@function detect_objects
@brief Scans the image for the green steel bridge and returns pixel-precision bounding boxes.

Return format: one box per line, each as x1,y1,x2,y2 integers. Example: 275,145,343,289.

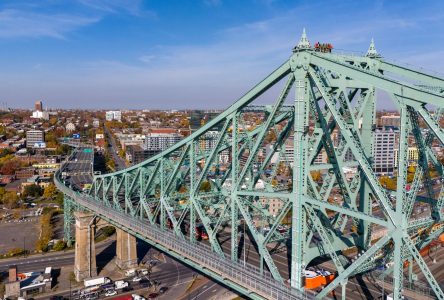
55,30,444,299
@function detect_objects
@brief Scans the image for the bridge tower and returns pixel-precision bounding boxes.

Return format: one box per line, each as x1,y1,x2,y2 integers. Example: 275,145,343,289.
74,211,97,281
115,228,138,269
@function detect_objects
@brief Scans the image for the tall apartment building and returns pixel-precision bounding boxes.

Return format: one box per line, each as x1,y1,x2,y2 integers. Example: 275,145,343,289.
393,147,419,167
199,131,219,151
144,133,182,151
126,144,160,165
105,111,122,122
26,130,45,148
31,100,49,120
373,128,397,174
35,100,43,111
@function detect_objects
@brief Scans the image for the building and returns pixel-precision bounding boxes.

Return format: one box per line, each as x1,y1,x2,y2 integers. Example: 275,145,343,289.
373,128,397,175
31,100,49,120
106,111,122,122
394,147,419,167
380,115,400,127
31,110,49,120
35,100,42,111
144,133,182,151
92,119,100,128
126,145,160,165
313,149,328,164
189,110,221,132
15,168,35,180
66,122,76,133
26,130,45,148
199,131,219,152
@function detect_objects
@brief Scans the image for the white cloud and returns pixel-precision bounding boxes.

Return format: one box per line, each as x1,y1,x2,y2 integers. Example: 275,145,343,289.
0,9,99,39
78,0,156,17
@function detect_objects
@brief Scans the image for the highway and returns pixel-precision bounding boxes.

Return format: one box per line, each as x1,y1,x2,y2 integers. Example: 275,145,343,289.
63,147,94,191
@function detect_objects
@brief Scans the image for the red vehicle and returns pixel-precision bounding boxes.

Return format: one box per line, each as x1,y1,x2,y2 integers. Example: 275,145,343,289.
148,292,159,299
110,295,132,300
167,218,173,229
195,225,209,240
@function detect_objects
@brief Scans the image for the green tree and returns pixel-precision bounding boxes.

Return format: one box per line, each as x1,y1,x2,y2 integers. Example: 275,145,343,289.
23,184,43,198
199,181,211,192
53,240,66,251
43,183,57,199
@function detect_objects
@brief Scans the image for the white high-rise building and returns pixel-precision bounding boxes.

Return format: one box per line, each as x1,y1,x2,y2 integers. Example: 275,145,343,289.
105,111,122,122
373,128,397,175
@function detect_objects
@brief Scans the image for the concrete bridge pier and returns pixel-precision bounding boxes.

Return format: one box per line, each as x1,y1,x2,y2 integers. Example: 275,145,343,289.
115,228,138,269
74,211,97,281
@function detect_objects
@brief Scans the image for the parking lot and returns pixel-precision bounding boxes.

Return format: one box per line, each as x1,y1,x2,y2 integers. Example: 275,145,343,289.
0,216,40,255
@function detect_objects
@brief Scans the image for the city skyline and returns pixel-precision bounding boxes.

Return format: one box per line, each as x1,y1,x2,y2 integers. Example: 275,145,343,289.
0,0,443,109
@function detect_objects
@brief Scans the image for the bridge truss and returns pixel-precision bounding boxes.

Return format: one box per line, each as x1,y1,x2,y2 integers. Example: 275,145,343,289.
59,30,444,299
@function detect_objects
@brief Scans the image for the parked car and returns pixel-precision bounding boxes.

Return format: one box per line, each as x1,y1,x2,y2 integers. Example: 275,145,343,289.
159,287,168,294
104,289,117,296
148,293,159,299
132,276,142,282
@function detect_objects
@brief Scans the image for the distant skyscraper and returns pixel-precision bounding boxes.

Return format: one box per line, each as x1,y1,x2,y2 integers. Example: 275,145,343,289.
31,100,49,120
35,100,43,111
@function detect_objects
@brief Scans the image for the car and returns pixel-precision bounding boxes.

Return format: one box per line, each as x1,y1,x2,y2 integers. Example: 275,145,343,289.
148,293,159,299
132,276,142,282
104,289,117,296
139,268,149,275
139,279,151,288
159,287,168,294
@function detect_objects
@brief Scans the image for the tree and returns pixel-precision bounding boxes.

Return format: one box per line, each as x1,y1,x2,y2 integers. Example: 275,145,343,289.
199,181,211,192
23,184,43,198
4,192,19,209
53,240,66,251
43,183,57,199
311,171,322,182
0,160,20,175
0,187,5,204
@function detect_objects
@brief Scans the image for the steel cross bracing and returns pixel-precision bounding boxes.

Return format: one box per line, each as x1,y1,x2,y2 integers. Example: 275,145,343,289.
57,30,444,300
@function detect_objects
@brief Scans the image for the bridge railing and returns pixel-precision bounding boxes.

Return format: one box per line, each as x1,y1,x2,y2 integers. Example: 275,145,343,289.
55,171,317,300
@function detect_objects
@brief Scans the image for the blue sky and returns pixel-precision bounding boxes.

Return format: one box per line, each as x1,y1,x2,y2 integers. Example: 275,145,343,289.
1,0,444,109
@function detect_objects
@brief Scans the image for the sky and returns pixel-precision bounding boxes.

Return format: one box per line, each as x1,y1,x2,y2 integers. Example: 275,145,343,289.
0,0,443,110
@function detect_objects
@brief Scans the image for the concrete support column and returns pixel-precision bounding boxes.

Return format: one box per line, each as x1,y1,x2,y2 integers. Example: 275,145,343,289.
74,211,97,282
115,228,138,269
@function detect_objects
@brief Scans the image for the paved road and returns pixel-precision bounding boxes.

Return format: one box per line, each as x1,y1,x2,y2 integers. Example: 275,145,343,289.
105,126,126,170
0,239,114,273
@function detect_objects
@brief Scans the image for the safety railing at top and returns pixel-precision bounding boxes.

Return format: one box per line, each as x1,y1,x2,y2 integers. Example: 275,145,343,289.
330,48,444,80
55,168,319,300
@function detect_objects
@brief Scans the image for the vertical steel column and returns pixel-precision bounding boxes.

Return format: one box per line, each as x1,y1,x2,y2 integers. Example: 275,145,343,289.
290,64,309,290
63,196,74,247
231,113,239,262
189,142,196,243
393,99,409,299
160,159,166,229
358,88,376,250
